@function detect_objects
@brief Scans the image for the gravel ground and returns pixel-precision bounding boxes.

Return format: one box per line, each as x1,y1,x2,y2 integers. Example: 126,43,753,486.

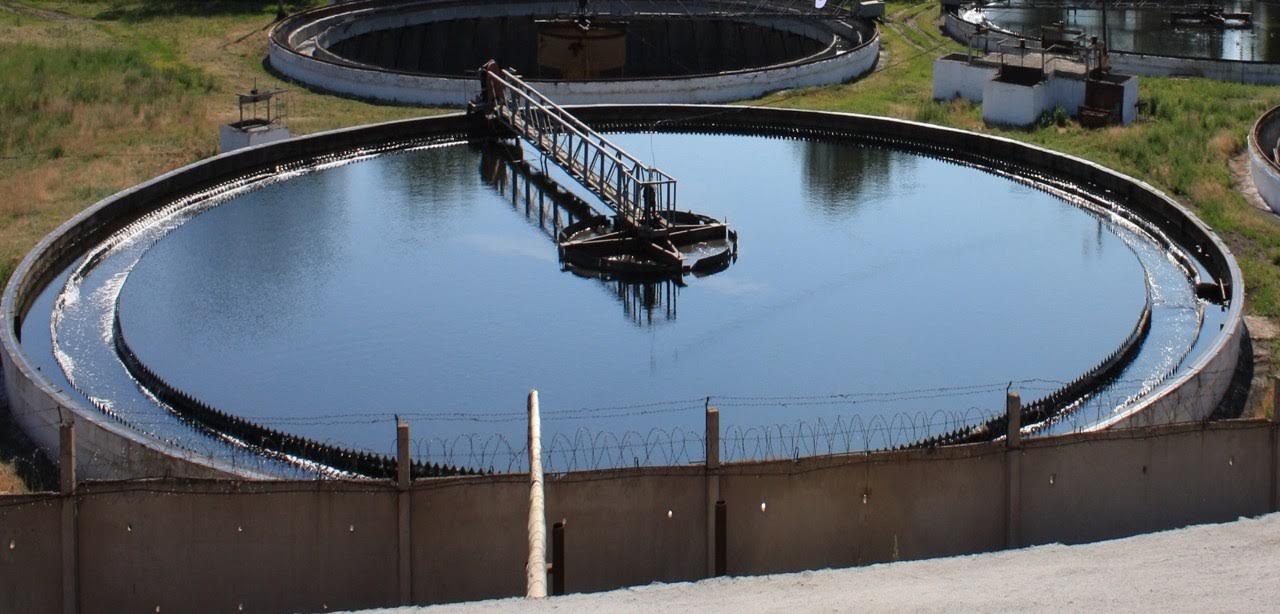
350,513,1280,613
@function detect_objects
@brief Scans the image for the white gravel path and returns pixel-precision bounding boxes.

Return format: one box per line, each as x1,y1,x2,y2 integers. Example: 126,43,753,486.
351,513,1280,613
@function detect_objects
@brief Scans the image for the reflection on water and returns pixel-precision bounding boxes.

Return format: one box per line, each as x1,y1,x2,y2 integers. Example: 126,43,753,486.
799,139,902,217
478,141,681,327
41,132,1199,462
980,0,1280,61
607,277,680,326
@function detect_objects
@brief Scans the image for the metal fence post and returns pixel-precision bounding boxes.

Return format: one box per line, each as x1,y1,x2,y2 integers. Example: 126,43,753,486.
1271,376,1279,513
1272,375,1280,422
714,500,727,577
551,521,565,596
1006,391,1022,450
396,421,412,605
60,421,77,614
1005,391,1022,550
705,406,721,577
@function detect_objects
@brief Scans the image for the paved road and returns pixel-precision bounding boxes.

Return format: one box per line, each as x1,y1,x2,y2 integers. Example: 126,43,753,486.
350,512,1280,613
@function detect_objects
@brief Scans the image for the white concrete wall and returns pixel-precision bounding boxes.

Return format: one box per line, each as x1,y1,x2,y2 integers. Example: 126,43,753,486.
218,125,292,153
271,35,880,105
982,79,1047,127
932,55,998,102
1120,76,1139,125
1046,74,1085,118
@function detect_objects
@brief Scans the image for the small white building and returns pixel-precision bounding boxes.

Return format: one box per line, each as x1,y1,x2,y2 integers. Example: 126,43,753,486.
219,88,292,153
933,45,1138,128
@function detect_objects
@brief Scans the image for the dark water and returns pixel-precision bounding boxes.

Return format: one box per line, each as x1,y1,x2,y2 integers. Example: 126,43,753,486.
62,132,1162,466
327,17,829,79
977,0,1280,61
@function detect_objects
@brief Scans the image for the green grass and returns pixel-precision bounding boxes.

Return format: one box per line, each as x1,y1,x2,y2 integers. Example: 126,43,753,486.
0,45,213,156
0,0,428,287
0,42,216,283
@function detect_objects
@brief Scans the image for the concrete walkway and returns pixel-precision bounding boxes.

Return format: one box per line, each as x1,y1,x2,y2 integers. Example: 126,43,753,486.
351,512,1280,613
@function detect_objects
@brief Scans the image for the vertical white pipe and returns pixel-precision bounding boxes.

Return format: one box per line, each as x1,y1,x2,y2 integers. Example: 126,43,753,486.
527,389,548,598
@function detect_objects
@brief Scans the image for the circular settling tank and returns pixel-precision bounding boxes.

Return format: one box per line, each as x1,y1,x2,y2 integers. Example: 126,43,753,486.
268,0,880,105
973,0,1280,61
11,110,1237,478
1249,104,1280,214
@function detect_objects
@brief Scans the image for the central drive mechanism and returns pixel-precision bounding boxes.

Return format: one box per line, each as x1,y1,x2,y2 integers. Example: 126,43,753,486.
470,60,737,275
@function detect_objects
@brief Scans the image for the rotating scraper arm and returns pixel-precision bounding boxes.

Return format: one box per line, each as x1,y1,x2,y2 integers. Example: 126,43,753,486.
477,61,677,228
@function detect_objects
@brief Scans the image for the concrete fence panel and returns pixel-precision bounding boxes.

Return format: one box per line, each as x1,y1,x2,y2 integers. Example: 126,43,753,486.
410,478,528,604
718,446,1006,575
74,482,400,614
1019,423,1274,546
546,469,707,594
0,420,1276,612
0,495,62,613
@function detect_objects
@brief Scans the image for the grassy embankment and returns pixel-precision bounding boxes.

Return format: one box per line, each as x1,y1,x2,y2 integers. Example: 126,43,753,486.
1,0,1278,490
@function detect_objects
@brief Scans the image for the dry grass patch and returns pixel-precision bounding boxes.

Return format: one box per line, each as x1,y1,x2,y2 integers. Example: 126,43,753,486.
1210,129,1241,159
1190,179,1233,204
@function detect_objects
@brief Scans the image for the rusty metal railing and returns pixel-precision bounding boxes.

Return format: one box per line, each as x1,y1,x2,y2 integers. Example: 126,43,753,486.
478,62,676,229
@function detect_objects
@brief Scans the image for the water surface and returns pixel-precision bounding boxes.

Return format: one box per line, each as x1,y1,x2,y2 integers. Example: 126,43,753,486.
108,134,1155,461
24,131,1214,472
978,0,1280,61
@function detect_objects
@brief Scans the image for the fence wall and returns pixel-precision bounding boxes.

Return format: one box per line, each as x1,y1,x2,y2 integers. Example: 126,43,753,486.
2,419,1276,613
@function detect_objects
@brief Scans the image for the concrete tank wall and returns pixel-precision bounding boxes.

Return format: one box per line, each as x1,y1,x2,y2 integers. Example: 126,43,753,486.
269,0,881,105
2,352,252,481
1,420,1276,613
1248,105,1280,215
270,42,881,105
0,106,1244,481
